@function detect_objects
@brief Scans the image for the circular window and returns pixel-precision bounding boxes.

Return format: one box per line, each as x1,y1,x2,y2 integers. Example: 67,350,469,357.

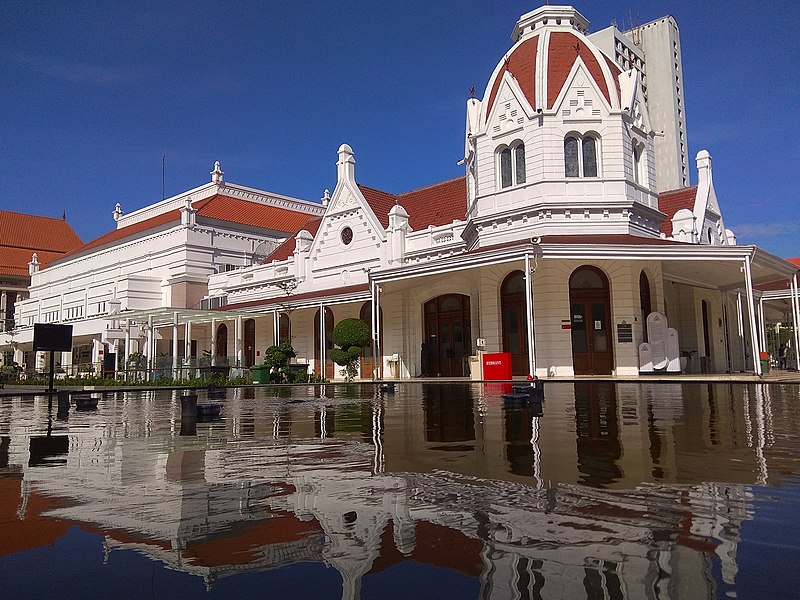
340,226,353,246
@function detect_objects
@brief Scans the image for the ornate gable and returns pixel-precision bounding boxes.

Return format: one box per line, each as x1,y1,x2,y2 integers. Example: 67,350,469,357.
554,59,609,122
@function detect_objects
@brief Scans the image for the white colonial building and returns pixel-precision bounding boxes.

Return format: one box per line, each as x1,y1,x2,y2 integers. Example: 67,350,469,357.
2,4,799,379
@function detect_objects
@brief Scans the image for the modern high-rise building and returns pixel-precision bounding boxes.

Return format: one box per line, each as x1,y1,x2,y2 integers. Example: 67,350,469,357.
590,15,689,192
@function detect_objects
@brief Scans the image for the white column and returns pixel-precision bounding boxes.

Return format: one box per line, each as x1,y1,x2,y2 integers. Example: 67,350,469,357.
0,291,6,331
146,316,154,380
185,320,192,361
319,304,325,378
758,296,767,353
524,254,536,378
736,292,745,371
124,318,131,380
743,256,761,375
370,282,377,380
236,315,243,368
273,311,279,346
375,286,382,379
792,274,800,370
172,313,179,378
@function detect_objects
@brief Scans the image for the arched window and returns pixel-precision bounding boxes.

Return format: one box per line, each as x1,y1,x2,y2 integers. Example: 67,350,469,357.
565,134,600,178
498,142,526,189
639,271,651,341
515,144,526,184
500,148,512,188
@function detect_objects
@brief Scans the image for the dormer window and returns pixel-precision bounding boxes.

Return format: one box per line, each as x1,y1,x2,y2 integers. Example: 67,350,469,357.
498,142,526,189
564,134,599,178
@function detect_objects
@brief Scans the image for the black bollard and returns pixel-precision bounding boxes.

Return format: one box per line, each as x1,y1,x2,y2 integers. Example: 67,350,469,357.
181,394,198,418
57,390,70,421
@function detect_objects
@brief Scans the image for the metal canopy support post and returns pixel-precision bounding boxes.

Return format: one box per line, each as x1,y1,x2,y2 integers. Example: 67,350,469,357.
185,320,192,365
124,318,131,381
172,313,179,378
757,297,767,353
524,253,536,377
375,284,382,379
792,273,800,370
370,281,377,380
743,256,761,375
319,303,325,378
236,315,243,368
146,315,154,381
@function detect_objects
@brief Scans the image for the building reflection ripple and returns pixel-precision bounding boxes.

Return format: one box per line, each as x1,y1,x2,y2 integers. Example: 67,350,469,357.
0,382,798,599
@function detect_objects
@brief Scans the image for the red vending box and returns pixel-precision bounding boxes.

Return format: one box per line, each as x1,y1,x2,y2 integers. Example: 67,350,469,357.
482,352,512,380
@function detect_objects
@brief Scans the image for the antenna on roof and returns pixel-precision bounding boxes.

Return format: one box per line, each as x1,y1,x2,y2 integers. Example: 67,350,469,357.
61,210,66,220
162,155,166,200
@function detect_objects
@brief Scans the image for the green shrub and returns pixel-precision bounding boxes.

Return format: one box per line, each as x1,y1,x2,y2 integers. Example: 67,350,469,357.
263,342,296,383
331,318,370,381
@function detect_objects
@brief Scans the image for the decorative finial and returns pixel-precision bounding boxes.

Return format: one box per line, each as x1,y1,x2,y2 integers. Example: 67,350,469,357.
469,83,475,98
113,202,123,222
211,161,224,184
321,188,330,207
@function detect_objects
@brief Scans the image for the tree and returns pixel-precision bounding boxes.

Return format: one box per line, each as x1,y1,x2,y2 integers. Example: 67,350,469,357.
263,341,296,383
330,318,371,381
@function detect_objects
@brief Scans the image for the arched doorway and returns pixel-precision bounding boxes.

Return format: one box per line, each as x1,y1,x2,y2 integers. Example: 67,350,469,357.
314,307,334,378
423,294,471,377
569,266,613,375
359,302,382,379
278,313,291,344
216,323,228,359
244,319,255,367
501,270,529,376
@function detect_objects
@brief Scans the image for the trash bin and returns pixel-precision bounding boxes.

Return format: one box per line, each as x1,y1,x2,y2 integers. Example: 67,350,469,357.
251,364,268,383
759,352,770,374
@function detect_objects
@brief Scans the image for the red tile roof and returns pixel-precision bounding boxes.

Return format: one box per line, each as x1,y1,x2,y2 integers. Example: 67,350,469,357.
62,194,318,261
397,177,467,230
263,216,323,263
197,195,318,233
485,36,539,120
658,186,697,237
547,32,613,109
0,210,82,275
360,177,467,231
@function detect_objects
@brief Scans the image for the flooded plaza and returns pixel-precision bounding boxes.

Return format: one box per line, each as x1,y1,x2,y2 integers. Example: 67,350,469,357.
1,382,799,599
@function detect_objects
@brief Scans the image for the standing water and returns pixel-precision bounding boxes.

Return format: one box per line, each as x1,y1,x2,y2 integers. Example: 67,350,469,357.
1,382,799,599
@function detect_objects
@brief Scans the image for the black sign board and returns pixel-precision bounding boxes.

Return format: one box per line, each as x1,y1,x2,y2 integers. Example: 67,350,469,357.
33,323,73,352
617,322,633,343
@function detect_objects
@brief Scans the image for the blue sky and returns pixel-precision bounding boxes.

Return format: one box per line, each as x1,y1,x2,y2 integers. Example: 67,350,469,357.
2,1,798,258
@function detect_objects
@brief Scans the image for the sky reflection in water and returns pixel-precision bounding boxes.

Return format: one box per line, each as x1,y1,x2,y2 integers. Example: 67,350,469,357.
1,382,799,599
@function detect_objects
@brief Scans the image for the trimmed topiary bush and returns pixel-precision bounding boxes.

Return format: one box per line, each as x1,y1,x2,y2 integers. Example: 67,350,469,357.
331,318,371,381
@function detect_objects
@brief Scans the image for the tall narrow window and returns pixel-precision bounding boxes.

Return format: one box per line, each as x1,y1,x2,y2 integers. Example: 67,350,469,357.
515,144,526,184
500,148,513,188
582,137,597,177
632,145,641,184
565,137,579,177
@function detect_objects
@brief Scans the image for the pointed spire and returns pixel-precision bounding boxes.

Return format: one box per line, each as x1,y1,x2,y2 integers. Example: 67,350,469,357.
321,188,330,207
211,161,224,184
28,253,40,275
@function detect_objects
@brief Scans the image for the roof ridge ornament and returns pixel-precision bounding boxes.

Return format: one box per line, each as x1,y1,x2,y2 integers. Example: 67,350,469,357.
113,202,123,222
211,161,224,184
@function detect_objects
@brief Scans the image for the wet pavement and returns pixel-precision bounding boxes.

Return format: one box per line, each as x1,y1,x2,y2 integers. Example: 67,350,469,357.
1,382,799,599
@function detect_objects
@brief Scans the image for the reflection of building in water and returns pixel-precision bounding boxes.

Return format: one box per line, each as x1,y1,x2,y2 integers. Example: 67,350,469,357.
2,380,791,597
